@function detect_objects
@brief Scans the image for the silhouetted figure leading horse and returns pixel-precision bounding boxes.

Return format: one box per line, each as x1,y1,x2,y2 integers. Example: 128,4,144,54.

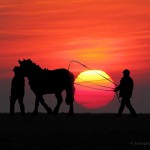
18,59,75,116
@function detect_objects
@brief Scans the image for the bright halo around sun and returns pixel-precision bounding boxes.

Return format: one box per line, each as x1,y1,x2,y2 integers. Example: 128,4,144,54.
74,70,115,109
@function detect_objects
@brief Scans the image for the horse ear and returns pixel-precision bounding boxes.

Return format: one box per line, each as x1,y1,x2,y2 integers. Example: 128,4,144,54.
18,60,22,64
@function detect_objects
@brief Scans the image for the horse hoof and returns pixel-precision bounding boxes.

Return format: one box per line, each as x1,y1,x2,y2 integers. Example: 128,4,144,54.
47,109,52,115
21,113,25,116
53,112,58,116
47,111,52,115
9,113,14,116
31,112,38,116
67,113,74,116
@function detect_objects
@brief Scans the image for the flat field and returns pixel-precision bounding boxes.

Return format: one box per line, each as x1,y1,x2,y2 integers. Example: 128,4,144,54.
0,113,150,150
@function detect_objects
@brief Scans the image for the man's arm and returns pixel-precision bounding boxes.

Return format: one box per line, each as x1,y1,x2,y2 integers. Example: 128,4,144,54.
113,78,122,92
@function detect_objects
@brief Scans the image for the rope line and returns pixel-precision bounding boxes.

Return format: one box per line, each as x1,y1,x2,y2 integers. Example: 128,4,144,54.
74,83,114,91
68,60,120,103
69,60,118,86
76,76,114,89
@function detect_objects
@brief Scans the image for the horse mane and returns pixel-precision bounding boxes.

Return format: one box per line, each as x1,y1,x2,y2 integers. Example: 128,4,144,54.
24,59,43,71
31,62,42,71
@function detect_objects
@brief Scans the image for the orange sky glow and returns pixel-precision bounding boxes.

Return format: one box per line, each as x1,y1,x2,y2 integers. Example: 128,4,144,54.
0,0,150,112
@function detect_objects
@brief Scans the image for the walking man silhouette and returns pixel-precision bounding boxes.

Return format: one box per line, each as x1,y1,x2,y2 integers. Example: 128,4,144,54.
9,66,25,115
114,69,137,117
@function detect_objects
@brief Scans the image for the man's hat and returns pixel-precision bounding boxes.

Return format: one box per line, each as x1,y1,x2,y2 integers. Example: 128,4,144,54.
123,69,130,74
13,66,20,72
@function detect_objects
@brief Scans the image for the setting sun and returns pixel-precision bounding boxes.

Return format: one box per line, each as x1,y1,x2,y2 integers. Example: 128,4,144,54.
75,70,115,109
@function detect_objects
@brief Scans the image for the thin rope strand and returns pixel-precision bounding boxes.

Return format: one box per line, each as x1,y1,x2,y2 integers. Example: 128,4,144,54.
69,60,118,86
76,76,114,89
75,83,114,91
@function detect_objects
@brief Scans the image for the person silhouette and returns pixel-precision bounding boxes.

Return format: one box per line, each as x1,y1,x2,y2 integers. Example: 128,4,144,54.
114,69,137,117
9,66,25,116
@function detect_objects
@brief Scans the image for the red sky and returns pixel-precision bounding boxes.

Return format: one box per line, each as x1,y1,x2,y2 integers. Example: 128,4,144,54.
0,0,150,113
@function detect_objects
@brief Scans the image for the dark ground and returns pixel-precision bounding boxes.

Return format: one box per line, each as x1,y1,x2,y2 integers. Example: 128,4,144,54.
0,113,150,150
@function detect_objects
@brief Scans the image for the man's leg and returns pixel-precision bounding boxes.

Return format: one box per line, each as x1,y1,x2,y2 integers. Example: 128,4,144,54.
117,98,125,116
125,98,137,117
10,96,16,115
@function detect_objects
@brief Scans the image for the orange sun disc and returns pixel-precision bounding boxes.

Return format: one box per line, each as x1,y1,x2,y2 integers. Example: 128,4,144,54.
74,70,115,109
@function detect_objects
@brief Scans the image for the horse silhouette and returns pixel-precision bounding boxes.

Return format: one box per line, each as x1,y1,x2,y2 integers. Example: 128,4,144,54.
18,59,75,115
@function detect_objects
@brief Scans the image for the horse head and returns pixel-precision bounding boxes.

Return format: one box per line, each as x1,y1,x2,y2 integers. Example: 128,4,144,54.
18,59,36,77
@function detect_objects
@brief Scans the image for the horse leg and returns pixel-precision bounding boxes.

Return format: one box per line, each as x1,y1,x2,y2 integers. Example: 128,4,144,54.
66,87,75,115
39,96,52,115
53,92,63,115
68,101,74,115
32,96,40,116
18,97,25,116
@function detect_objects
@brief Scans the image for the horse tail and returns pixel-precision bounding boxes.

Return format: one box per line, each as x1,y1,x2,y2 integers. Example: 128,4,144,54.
65,72,75,105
